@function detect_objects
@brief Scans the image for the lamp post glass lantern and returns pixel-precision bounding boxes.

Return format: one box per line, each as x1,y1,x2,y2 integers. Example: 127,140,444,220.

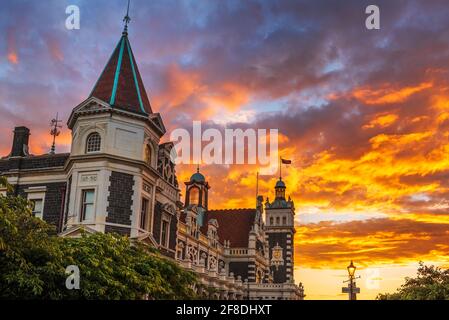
347,260,356,278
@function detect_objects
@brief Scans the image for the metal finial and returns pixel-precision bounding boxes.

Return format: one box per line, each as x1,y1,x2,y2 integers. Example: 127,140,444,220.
123,0,131,34
49,113,62,154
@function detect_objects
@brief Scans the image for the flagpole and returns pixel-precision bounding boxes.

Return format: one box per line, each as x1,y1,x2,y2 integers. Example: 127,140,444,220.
279,156,282,180
256,171,259,206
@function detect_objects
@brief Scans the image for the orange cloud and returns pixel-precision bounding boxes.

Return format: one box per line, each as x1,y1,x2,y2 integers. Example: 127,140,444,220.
201,82,250,111
353,82,432,105
295,218,449,269
153,64,204,109
363,113,398,129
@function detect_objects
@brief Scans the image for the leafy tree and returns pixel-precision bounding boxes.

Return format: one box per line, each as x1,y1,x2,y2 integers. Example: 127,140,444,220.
61,233,198,299
377,262,449,300
0,176,198,299
0,176,65,299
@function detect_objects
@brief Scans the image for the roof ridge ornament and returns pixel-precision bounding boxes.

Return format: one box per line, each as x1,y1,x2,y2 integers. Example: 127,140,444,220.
49,113,62,154
123,0,131,35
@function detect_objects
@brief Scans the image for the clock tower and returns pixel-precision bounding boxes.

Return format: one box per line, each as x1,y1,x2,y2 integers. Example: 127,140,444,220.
265,178,295,283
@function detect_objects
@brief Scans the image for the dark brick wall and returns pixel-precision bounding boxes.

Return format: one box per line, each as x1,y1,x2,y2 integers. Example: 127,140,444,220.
105,225,131,236
229,261,249,281
106,171,134,226
267,232,289,283
44,183,66,230
15,182,66,230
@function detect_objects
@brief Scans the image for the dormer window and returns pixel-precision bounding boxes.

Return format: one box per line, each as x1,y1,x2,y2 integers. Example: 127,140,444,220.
86,132,101,153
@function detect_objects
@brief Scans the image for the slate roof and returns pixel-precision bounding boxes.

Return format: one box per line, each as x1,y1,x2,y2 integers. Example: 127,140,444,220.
0,153,69,173
204,208,256,248
89,30,153,115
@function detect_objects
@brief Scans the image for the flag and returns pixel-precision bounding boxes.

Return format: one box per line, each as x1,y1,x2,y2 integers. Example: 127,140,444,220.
281,158,292,164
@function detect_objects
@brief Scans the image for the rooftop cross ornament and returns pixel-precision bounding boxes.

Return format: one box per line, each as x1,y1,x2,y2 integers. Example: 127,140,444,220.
123,0,131,34
49,113,62,154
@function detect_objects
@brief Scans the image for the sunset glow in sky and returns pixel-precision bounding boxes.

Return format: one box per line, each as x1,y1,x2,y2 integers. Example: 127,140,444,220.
1,0,449,299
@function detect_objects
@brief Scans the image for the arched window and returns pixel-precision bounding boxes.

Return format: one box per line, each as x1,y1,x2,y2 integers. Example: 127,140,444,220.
276,217,280,225
86,132,101,153
189,187,200,205
144,144,152,165
270,217,274,225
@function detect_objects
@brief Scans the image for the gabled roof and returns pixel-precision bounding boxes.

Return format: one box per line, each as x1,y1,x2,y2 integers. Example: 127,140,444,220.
204,208,256,248
89,30,152,115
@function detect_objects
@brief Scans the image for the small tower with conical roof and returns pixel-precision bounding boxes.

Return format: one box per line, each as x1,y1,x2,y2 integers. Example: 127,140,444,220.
184,167,210,210
265,177,295,283
63,5,176,242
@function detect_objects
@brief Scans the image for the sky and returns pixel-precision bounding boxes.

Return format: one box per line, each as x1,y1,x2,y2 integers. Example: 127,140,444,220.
1,0,449,299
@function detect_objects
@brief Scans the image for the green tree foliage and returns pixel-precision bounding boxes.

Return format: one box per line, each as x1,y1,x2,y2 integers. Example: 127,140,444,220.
61,233,198,299
377,262,449,300
0,177,198,299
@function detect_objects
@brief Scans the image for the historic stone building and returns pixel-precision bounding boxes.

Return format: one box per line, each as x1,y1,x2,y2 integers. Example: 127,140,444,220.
0,22,304,300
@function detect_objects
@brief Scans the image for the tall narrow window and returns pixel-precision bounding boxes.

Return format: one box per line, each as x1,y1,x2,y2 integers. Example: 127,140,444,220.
80,189,95,221
30,199,44,219
144,144,152,165
86,132,101,153
161,220,169,247
140,198,149,230
282,216,287,225
276,217,280,225
270,217,274,225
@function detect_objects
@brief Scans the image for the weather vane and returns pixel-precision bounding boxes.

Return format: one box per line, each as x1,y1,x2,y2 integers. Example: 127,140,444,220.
123,0,131,33
49,113,62,154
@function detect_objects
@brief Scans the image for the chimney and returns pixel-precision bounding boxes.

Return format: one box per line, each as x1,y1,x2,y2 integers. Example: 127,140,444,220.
10,126,30,157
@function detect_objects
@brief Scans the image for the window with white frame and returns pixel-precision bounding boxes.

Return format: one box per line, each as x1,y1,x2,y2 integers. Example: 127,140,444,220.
25,187,46,220
140,198,150,230
86,132,101,153
161,219,170,248
80,189,95,221
30,199,44,219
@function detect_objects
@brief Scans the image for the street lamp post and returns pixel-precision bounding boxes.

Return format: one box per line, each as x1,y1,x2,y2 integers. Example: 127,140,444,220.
342,260,360,300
